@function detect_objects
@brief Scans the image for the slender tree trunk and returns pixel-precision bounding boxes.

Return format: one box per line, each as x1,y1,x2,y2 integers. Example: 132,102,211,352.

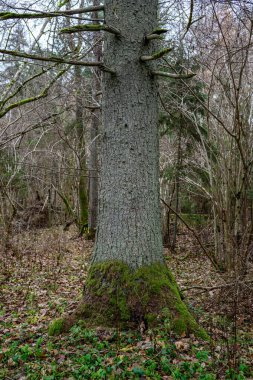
66,0,88,234
171,123,182,250
88,0,102,238
75,64,88,232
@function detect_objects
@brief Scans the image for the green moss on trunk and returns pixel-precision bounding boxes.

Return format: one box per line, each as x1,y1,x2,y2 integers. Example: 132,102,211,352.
49,261,208,340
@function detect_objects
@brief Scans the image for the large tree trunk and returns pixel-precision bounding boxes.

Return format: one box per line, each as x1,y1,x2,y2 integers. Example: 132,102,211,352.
49,0,207,339
92,0,164,268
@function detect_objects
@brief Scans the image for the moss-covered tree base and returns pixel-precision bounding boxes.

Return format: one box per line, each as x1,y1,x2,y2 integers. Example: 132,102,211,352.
49,261,208,339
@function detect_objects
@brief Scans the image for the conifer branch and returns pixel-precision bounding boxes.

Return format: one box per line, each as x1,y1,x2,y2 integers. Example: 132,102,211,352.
152,70,195,79
146,34,163,41
140,47,173,62
146,28,168,40
60,24,120,36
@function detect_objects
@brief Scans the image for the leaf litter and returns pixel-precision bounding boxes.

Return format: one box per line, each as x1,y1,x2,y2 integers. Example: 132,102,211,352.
0,224,252,379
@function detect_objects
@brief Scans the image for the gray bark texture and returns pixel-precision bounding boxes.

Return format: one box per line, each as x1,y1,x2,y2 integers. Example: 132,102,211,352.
88,78,100,233
92,0,164,268
88,0,102,234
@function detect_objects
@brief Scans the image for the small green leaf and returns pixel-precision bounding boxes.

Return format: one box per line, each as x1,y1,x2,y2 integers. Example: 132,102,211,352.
58,0,70,7
132,367,145,376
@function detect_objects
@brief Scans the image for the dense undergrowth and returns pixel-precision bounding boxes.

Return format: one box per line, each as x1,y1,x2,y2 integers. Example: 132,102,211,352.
0,226,252,379
1,322,252,380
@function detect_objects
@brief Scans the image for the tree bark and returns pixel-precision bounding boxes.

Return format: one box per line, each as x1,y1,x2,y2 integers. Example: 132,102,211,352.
88,0,102,238
66,0,88,234
75,64,88,232
92,0,164,268
49,0,207,339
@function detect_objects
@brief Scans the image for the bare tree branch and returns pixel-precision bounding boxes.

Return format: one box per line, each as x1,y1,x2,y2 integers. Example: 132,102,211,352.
161,198,220,270
0,68,67,118
0,48,114,72
0,5,104,20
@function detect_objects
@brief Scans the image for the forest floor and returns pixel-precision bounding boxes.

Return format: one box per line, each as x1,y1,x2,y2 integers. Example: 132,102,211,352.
0,225,252,380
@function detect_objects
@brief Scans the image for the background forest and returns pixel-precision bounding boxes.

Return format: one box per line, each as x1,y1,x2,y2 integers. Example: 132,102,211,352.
0,0,253,379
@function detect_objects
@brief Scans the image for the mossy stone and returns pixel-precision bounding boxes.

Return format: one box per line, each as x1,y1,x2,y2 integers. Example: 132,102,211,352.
48,318,65,336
